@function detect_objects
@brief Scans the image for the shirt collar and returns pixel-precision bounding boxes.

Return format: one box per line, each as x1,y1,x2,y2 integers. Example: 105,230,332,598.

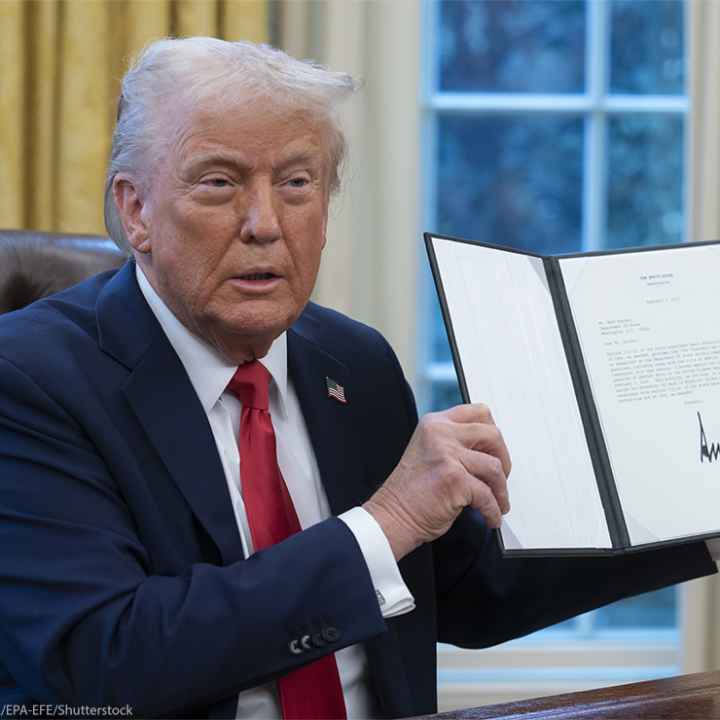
135,264,288,418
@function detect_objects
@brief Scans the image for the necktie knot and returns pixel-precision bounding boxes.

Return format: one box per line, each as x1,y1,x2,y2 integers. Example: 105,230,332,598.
227,361,270,410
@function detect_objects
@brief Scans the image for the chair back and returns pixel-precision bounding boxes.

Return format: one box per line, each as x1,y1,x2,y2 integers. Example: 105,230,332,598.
0,230,127,314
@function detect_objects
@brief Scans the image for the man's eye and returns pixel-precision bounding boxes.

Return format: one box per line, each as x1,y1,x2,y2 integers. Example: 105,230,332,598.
286,176,310,188
201,177,231,188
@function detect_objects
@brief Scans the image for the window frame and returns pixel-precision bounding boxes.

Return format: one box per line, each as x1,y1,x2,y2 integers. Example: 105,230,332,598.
418,0,703,708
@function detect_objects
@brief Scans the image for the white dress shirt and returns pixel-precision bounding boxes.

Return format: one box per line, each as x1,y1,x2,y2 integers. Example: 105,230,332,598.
136,266,414,719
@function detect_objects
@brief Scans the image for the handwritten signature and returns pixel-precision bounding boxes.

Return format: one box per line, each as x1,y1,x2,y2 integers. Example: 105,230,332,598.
698,411,720,462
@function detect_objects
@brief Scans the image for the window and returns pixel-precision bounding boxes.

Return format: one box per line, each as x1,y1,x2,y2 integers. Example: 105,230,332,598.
420,0,688,706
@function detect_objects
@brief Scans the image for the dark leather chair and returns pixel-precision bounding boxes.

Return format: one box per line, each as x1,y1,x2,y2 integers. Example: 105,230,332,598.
0,230,127,314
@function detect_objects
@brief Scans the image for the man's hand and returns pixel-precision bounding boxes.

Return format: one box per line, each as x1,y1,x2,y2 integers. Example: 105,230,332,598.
363,403,511,561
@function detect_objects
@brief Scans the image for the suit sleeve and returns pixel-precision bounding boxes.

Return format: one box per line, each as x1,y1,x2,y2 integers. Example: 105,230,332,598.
381,339,717,649
0,357,386,716
432,509,716,648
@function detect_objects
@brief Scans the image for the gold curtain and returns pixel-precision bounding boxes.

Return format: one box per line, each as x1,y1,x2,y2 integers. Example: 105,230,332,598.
0,0,269,235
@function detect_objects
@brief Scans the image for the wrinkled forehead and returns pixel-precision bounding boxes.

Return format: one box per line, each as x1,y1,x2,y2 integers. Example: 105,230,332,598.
158,91,336,170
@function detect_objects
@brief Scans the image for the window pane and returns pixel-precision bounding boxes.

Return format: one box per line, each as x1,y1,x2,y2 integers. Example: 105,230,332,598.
606,114,684,248
430,378,463,410
609,0,684,95
595,586,677,629
436,115,583,253
545,618,579,632
438,0,585,94
430,296,453,364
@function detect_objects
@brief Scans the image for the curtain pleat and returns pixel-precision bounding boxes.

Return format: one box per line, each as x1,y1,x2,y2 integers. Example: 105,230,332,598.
126,0,172,56
0,1,25,228
57,1,111,233
176,0,219,37
1,0,269,234
28,0,60,230
224,0,268,43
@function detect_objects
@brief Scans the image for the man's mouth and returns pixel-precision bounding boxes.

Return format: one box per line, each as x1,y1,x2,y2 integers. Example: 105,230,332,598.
230,271,282,292
238,272,278,281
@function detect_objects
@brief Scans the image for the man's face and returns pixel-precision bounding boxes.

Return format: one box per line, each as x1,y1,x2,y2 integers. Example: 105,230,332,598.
128,96,330,361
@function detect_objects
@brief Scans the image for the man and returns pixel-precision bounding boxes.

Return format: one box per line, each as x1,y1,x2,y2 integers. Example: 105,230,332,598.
0,38,715,719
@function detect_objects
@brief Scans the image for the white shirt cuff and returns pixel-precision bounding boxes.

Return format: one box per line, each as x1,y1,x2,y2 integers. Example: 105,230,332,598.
706,538,720,563
339,506,415,618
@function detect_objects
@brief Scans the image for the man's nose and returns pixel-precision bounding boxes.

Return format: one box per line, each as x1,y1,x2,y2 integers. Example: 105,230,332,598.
239,181,281,244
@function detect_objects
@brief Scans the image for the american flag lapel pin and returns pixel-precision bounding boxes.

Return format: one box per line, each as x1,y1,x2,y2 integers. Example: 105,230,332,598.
326,377,347,404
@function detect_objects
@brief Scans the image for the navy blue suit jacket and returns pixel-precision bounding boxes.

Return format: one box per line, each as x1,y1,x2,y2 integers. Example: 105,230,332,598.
0,262,715,718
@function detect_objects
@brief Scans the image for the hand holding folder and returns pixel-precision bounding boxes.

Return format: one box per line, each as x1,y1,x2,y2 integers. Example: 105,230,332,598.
364,402,512,560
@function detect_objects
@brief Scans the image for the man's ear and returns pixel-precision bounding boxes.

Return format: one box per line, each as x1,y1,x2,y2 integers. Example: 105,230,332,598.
112,175,151,253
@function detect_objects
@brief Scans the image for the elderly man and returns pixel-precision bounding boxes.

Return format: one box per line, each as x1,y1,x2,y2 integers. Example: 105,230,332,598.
0,38,715,720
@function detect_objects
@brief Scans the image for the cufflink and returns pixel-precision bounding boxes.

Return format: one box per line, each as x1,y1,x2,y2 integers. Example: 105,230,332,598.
376,589,386,607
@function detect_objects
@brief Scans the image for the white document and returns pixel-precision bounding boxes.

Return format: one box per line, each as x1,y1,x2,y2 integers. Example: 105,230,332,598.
431,237,611,550
560,246,720,545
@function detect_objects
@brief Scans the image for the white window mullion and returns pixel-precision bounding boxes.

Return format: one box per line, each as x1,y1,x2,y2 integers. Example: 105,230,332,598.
423,0,439,100
583,113,606,253
419,0,442,411
583,0,609,253
428,93,593,113
420,109,440,411
605,95,688,113
427,94,686,115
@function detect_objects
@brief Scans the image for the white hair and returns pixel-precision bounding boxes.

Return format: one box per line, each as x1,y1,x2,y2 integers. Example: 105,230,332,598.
104,37,357,253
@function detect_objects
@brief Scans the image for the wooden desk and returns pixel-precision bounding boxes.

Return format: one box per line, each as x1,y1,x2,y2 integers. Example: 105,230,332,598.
419,671,720,719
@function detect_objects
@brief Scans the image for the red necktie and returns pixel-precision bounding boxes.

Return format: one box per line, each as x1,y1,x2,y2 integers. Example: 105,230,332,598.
227,361,347,720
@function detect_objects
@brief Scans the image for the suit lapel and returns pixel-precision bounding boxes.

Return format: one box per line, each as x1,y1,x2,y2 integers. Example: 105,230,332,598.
122,339,245,566
97,262,244,566
287,327,370,515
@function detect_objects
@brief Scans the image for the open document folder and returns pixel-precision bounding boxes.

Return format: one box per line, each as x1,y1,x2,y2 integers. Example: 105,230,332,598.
426,232,720,556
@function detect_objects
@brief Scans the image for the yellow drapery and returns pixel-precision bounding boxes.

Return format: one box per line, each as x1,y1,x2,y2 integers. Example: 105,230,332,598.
0,0,269,235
